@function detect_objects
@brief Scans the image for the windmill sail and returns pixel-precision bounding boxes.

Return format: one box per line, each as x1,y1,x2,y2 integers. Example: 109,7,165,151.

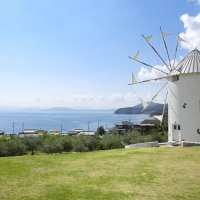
172,34,186,70
178,35,186,42
128,73,138,85
132,51,140,61
128,55,168,75
154,114,163,122
172,33,180,70
144,35,153,43
160,27,172,71
128,76,167,85
153,90,168,124
151,83,167,101
139,98,149,112
131,73,137,84
142,34,171,72
161,31,168,38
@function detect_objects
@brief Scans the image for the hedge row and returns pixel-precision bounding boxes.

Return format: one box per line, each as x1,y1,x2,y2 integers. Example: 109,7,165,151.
0,130,167,157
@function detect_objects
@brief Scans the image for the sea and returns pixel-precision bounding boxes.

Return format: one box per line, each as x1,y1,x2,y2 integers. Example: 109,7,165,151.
0,110,149,134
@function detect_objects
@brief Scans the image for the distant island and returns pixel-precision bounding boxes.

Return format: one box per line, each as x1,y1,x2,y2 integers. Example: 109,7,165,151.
114,102,168,116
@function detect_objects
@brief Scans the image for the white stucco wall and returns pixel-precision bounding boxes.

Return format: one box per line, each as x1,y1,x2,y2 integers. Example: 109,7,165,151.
167,73,200,142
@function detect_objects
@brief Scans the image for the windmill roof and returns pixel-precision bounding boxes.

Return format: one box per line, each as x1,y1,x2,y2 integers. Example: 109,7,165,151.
169,49,200,76
140,118,159,125
114,121,133,126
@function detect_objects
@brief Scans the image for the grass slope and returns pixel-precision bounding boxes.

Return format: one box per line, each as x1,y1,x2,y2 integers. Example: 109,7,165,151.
0,147,200,200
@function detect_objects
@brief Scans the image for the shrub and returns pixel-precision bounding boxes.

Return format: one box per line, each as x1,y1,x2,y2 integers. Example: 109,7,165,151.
100,134,124,150
22,137,42,155
0,142,8,156
122,131,141,145
6,139,27,156
72,137,88,152
82,136,100,151
125,129,168,144
60,137,73,152
42,139,63,154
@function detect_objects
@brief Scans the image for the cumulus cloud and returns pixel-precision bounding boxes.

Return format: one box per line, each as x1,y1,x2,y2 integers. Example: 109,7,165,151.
180,13,200,50
137,13,200,80
138,67,159,80
137,64,169,80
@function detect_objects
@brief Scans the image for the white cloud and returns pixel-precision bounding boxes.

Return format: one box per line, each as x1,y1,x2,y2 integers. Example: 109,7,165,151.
137,64,169,80
124,93,137,101
180,13,200,50
137,55,181,81
188,0,200,4
109,93,124,101
0,92,140,109
138,67,158,80
97,94,105,101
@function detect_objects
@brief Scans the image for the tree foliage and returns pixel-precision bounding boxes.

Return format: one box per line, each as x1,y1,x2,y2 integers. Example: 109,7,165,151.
0,128,168,157
97,126,106,136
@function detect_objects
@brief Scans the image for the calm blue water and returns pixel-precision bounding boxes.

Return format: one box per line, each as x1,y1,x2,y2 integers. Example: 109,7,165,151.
0,110,148,133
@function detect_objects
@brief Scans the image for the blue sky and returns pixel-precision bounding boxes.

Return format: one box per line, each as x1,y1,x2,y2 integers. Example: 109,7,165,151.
0,0,199,109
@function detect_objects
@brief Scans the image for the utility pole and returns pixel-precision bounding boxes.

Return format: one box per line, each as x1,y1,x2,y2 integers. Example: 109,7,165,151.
97,120,100,129
12,122,15,134
22,123,24,132
60,125,63,133
87,121,90,133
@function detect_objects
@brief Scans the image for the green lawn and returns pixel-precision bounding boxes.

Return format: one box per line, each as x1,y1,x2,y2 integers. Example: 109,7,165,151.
0,147,200,200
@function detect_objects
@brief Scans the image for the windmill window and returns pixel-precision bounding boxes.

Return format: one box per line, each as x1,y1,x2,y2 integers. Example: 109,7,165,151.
172,75,179,82
173,124,177,130
178,125,181,130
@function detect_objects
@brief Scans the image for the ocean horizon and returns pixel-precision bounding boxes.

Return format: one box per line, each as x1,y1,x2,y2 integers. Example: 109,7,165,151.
0,109,149,134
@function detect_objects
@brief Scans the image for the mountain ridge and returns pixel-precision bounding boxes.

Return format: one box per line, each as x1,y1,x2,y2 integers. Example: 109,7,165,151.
114,102,168,116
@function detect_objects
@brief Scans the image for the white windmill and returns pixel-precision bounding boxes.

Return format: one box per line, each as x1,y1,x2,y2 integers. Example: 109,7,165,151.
129,27,200,144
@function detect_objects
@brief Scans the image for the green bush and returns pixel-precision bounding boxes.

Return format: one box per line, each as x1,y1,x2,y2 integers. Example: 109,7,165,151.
100,134,124,150
72,137,88,152
124,130,168,144
42,139,63,154
0,142,8,156
0,128,168,157
60,137,73,152
122,131,141,145
22,137,42,155
82,136,100,151
6,139,27,156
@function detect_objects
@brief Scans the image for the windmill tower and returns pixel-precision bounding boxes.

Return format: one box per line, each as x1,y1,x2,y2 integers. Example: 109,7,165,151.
129,28,200,144
167,49,200,143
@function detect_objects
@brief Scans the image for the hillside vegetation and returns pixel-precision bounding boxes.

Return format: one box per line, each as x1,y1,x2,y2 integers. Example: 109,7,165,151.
0,130,167,156
0,147,200,200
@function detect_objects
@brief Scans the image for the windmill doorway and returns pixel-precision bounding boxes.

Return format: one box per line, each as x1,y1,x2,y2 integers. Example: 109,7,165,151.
172,124,181,142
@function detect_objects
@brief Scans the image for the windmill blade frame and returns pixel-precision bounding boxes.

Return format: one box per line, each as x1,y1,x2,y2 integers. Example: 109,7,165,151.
128,56,168,75
128,75,167,85
142,34,171,72
160,26,172,71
